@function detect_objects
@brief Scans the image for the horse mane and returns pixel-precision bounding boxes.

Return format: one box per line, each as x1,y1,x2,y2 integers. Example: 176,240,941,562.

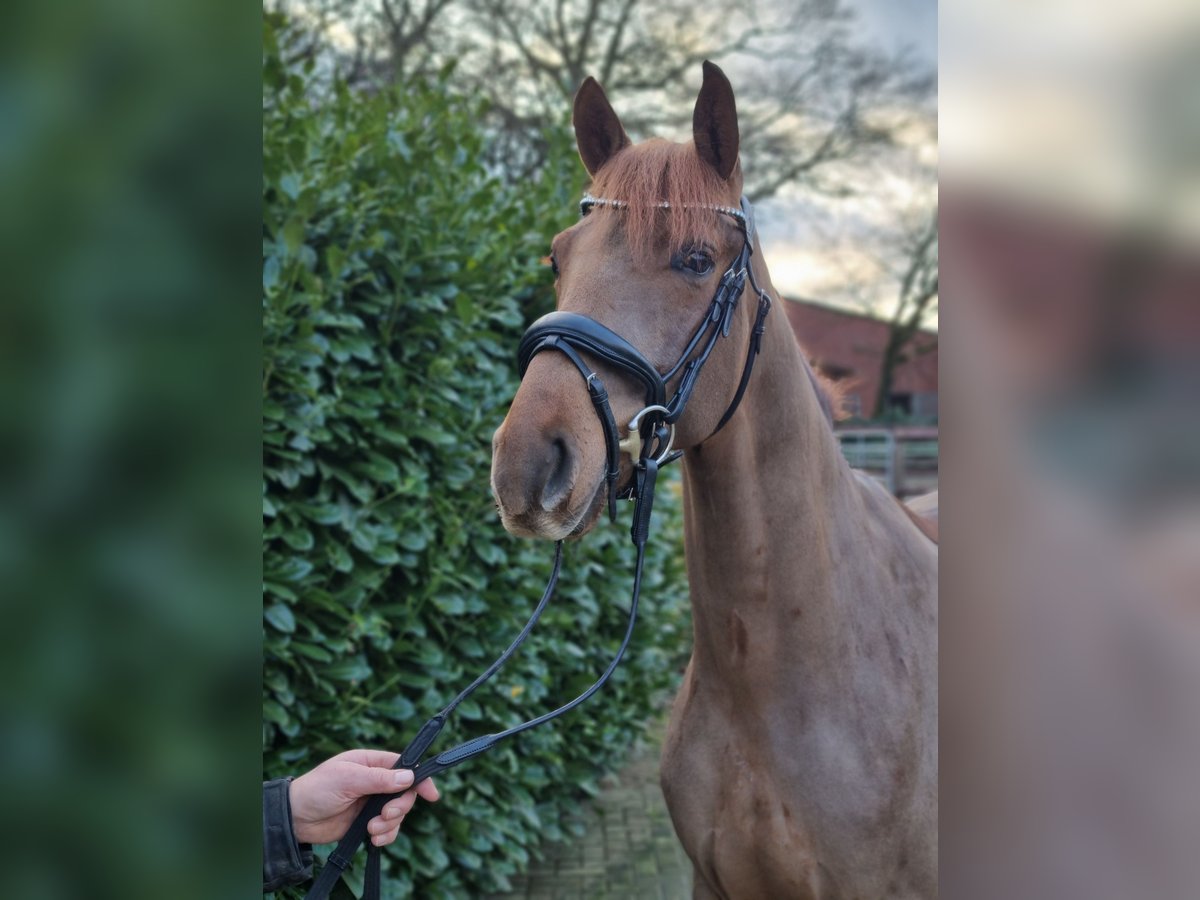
800,354,845,427
588,139,735,260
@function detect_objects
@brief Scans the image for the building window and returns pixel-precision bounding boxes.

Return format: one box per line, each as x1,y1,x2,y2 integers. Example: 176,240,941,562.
912,392,938,420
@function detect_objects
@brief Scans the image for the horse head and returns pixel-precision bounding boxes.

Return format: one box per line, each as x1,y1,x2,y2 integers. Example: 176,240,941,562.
491,62,761,540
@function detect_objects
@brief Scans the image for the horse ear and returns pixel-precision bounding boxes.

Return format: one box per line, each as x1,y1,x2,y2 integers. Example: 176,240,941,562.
573,77,630,176
692,61,740,181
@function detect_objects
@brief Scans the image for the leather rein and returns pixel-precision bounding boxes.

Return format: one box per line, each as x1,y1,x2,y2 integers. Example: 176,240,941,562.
304,195,771,900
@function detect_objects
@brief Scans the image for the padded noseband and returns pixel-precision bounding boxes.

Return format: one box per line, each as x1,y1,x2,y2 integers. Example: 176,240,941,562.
518,311,667,409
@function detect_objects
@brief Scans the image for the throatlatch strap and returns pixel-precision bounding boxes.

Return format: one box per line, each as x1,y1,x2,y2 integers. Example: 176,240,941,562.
712,290,771,435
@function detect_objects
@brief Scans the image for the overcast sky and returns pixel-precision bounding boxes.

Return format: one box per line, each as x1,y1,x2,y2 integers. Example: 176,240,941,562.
757,0,936,320
851,0,936,61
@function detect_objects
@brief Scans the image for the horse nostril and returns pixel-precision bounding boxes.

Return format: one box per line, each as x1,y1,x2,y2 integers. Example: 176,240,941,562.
540,436,575,511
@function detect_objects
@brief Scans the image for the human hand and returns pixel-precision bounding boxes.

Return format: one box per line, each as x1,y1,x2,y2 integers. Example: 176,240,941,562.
289,749,441,846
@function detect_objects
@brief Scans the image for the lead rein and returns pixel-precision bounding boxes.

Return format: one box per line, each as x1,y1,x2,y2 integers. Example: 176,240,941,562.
401,479,655,783
305,492,657,900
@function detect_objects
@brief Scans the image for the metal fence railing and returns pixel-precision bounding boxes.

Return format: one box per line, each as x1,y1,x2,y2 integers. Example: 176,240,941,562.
835,426,938,498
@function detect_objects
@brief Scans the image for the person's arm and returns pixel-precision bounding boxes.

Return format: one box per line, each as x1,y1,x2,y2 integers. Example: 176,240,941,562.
263,750,441,892
263,777,313,892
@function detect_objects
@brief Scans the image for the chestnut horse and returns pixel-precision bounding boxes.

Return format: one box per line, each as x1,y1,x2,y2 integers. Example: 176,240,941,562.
491,63,937,900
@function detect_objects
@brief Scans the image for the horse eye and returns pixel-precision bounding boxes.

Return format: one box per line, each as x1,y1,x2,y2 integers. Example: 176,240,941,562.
676,249,714,276
549,253,560,277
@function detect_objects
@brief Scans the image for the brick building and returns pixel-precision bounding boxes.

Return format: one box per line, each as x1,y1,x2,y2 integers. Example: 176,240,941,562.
782,298,938,420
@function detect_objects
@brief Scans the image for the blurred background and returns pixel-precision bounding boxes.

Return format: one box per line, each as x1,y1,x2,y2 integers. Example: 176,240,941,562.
941,3,1200,899
1,0,259,898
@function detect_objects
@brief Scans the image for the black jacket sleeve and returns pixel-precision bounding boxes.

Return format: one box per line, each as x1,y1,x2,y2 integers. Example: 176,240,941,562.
263,777,314,892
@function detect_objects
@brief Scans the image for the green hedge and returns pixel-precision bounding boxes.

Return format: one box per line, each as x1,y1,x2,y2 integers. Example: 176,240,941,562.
262,16,691,899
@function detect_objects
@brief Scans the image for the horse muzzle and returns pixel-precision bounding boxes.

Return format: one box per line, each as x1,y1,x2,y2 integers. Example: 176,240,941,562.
491,354,619,540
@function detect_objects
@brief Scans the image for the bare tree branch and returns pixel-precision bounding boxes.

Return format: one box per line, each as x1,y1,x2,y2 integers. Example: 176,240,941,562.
876,206,938,417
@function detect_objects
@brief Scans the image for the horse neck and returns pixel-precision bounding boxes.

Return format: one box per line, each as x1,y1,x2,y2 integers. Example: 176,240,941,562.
678,273,858,677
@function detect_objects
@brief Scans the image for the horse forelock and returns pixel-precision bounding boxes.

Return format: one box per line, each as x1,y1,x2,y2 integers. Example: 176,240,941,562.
587,139,740,261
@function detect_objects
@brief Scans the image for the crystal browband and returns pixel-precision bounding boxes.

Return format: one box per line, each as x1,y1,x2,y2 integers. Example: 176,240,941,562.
579,193,748,227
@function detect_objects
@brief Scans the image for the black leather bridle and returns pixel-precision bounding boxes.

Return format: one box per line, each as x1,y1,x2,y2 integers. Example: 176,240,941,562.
304,195,771,900
519,194,773,522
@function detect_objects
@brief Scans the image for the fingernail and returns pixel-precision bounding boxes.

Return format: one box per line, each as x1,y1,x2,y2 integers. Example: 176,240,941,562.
385,806,402,819
394,770,414,788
